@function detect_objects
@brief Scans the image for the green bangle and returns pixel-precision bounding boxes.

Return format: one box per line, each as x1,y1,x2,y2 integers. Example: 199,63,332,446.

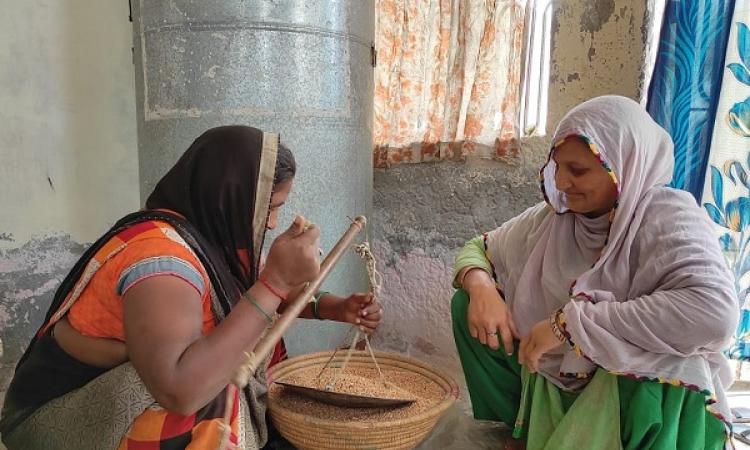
242,291,273,324
313,291,329,320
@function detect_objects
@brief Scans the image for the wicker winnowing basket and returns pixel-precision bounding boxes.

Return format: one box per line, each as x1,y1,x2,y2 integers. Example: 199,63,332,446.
267,350,458,450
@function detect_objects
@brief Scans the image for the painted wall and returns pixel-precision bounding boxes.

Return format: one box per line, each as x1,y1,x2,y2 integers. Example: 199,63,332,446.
0,0,138,414
371,1,654,444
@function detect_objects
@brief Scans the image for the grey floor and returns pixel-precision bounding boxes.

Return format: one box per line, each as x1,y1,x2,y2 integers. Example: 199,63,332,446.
416,401,513,449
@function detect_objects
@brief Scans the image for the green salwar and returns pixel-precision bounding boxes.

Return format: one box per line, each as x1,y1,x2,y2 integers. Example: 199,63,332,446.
451,290,727,450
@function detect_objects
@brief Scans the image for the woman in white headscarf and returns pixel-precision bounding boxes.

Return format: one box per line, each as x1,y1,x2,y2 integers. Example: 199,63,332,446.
452,96,738,449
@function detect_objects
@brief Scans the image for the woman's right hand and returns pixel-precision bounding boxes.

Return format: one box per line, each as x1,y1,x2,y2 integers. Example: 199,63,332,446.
463,268,519,355
261,215,321,295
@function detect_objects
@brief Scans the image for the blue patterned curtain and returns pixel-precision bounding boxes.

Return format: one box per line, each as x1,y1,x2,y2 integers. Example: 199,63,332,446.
699,3,750,360
647,0,736,201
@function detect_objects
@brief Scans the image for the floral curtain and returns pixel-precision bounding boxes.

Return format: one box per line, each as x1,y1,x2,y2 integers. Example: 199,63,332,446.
373,0,526,168
701,4,750,360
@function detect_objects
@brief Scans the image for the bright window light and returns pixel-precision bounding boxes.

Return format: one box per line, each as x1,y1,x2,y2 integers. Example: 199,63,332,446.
519,0,552,137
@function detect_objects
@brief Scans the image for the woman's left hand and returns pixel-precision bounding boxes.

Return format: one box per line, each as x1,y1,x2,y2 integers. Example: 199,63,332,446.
334,293,382,334
518,319,563,373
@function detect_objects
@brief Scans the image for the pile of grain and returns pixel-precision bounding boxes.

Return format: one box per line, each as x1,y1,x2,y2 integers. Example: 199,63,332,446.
270,366,445,421
282,366,415,400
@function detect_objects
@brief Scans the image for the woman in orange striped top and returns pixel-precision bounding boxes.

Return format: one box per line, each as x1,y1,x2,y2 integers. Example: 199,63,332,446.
1,126,382,450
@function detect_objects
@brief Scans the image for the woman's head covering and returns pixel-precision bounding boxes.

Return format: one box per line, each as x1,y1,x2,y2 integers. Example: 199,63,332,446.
483,96,736,418
540,95,674,297
146,125,280,293
502,96,677,341
541,95,674,216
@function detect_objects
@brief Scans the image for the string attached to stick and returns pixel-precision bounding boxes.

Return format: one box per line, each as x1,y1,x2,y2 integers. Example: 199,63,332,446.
319,219,388,387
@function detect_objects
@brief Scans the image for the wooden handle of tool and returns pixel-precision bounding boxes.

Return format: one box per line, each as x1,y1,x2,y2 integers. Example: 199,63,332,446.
231,216,367,388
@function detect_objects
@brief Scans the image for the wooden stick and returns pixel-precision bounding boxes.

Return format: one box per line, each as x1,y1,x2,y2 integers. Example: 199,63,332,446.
231,216,367,388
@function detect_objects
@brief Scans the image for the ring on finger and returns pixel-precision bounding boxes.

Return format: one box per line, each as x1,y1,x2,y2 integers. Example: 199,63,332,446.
486,331,499,337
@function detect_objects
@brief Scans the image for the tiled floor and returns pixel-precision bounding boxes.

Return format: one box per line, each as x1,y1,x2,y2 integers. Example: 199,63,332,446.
417,400,512,449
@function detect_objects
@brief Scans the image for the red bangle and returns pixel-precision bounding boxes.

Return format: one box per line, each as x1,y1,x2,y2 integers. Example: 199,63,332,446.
258,278,288,301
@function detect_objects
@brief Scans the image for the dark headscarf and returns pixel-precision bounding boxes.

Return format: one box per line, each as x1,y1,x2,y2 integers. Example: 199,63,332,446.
146,125,279,295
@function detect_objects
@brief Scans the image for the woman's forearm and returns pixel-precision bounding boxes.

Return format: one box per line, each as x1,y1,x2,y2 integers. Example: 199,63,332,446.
125,279,280,416
453,236,493,288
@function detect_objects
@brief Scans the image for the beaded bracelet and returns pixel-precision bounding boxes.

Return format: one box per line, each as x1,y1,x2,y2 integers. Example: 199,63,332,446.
242,290,273,324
